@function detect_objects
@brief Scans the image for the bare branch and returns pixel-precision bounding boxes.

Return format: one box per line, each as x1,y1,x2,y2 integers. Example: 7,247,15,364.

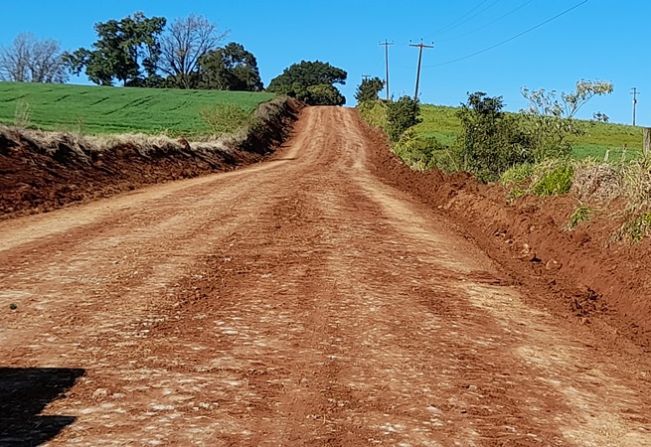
0,33,67,83
522,80,613,119
0,34,31,81
159,15,228,88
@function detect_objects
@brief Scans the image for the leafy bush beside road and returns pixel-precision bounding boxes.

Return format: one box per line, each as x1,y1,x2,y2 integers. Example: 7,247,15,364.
454,92,533,182
386,96,421,142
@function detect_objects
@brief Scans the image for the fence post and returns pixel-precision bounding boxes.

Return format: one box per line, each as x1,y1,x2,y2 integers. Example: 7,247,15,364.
644,127,651,157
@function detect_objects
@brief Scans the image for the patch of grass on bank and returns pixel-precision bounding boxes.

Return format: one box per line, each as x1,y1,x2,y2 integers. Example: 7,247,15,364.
412,105,461,147
0,81,275,136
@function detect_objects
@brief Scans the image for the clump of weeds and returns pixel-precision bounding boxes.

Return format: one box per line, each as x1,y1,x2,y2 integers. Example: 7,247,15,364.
568,205,592,229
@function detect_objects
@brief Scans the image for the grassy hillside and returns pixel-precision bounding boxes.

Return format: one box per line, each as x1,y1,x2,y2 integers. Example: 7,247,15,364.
0,82,275,136
415,105,644,160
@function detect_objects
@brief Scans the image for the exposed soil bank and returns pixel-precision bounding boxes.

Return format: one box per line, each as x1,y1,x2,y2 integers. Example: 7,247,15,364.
356,112,651,352
0,97,303,220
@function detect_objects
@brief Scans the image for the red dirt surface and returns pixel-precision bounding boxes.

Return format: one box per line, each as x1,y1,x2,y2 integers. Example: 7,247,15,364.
0,107,650,446
0,98,301,220
359,116,651,354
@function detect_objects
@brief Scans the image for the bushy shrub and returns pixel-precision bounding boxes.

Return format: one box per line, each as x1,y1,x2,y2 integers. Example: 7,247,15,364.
520,81,614,162
519,114,576,161
499,163,534,199
531,160,574,196
455,92,533,182
393,129,454,171
357,100,388,131
500,163,534,186
386,96,421,142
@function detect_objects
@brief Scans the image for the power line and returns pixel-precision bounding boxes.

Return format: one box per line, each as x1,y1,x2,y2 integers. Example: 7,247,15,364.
436,0,502,37
427,0,589,68
435,0,491,35
439,0,535,43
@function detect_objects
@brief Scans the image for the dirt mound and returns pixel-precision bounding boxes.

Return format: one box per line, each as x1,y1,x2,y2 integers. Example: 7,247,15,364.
356,112,651,352
0,97,302,219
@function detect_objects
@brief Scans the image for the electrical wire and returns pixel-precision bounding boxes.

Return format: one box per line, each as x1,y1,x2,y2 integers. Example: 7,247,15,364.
434,0,491,35
436,0,503,37
427,0,589,68
438,0,536,43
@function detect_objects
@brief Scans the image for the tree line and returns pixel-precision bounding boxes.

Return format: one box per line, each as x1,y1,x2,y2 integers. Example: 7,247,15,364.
0,12,348,105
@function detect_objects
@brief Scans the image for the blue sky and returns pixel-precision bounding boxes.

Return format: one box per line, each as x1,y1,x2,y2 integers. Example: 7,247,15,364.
1,0,647,124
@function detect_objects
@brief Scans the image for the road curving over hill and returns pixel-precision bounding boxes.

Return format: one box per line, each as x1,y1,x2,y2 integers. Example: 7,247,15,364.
1,107,650,446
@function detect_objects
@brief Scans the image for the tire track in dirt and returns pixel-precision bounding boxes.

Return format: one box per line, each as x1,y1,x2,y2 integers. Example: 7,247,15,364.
0,107,649,446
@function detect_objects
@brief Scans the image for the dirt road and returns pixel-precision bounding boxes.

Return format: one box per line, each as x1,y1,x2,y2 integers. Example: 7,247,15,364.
1,107,650,446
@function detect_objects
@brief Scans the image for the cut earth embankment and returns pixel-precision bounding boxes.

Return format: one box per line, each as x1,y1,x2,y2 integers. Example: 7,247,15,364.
357,111,651,353
0,97,303,219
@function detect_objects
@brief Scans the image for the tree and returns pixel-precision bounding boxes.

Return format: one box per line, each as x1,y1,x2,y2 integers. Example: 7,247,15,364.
521,80,614,119
296,84,345,106
198,42,263,91
0,33,67,83
160,15,226,89
267,60,347,105
386,96,421,141
355,77,384,103
65,12,166,86
593,111,609,123
520,80,613,161
455,92,532,182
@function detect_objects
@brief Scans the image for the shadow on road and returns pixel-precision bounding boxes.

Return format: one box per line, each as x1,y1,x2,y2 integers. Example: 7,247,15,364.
0,367,84,446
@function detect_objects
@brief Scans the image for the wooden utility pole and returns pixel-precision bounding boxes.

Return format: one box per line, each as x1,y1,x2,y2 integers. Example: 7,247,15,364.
379,40,393,101
409,41,434,101
631,88,639,126
644,127,651,156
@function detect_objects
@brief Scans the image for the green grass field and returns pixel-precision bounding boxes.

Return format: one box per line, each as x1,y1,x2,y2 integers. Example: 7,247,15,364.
0,82,275,136
415,105,644,161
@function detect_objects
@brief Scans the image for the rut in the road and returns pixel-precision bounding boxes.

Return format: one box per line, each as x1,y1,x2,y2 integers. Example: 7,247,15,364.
0,107,649,446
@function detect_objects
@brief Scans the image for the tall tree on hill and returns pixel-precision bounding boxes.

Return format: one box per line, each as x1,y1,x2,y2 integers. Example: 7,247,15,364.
0,34,68,83
64,12,166,86
355,77,384,103
159,15,227,89
198,42,263,91
267,60,347,105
